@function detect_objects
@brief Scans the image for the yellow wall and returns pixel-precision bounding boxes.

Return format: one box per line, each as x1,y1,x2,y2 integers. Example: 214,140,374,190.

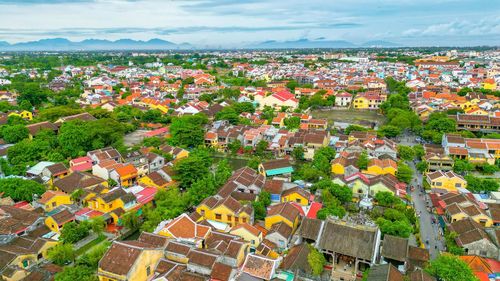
45,216,62,233
264,215,298,231
230,228,263,247
353,97,369,109
137,176,167,189
281,192,309,206
430,176,467,192
88,197,125,213
43,194,72,212
366,165,396,176
196,204,250,227
8,110,33,120
331,163,345,175
98,250,163,281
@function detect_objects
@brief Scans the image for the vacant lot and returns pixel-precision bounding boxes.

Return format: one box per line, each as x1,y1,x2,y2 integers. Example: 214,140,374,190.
123,129,148,146
311,109,386,127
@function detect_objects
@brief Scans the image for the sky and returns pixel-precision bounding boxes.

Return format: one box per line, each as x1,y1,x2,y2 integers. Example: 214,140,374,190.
0,0,499,47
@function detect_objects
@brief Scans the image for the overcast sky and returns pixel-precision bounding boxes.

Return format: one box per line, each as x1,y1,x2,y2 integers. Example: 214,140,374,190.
0,0,498,47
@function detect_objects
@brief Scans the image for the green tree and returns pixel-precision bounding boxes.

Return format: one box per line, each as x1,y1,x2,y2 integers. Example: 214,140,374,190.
396,162,413,183
453,159,475,174
284,116,301,130
61,221,90,243
376,218,413,238
247,157,260,170
55,265,98,281
48,243,76,266
1,124,29,143
425,254,478,281
413,145,425,159
255,140,269,157
416,161,428,173
169,114,208,148
345,124,368,135
329,184,353,204
292,146,305,161
174,151,212,189
228,140,242,154
307,245,326,276
90,217,105,236
77,241,111,269
397,145,415,161
252,201,267,221
375,192,401,207
378,125,402,137
121,210,140,231
357,151,369,170
0,178,45,201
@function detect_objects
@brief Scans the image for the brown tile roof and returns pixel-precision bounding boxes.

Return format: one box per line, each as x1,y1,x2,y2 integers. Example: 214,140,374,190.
99,241,158,276
266,202,300,223
263,179,284,194
317,220,378,261
381,235,408,262
50,209,75,226
408,269,436,281
279,243,311,273
53,171,106,194
242,254,277,280
187,249,218,268
368,264,404,281
166,241,192,256
137,232,168,248
210,262,233,281
261,159,292,171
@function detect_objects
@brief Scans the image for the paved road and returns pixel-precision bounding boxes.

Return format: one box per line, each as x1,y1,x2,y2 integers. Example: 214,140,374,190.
400,135,445,259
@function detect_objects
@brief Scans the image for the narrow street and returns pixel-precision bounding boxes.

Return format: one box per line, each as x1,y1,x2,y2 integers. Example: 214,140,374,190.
400,135,445,259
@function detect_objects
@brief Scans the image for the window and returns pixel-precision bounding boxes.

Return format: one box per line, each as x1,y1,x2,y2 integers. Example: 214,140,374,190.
227,215,232,221
234,217,239,223
242,217,247,223
455,183,461,188
215,214,222,220
480,251,487,256
251,240,255,245
52,202,57,207
436,182,442,186
146,266,151,276
200,210,205,216
296,198,301,203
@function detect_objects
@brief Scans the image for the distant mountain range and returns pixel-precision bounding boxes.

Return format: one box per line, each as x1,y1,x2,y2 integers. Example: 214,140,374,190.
0,38,194,51
0,38,403,51
247,38,403,49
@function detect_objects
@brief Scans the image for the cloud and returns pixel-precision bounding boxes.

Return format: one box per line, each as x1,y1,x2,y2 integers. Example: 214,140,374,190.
402,18,500,37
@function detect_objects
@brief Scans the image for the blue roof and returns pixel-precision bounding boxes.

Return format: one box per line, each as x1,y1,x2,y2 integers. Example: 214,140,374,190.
266,166,294,176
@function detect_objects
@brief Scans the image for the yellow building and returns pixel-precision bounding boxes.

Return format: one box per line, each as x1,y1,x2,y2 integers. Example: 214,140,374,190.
352,96,369,109
98,241,164,281
36,190,72,212
45,209,75,233
331,152,359,175
264,202,301,231
445,202,493,227
482,78,497,90
0,237,58,281
365,158,397,176
281,187,311,206
230,223,263,248
196,195,253,227
255,239,280,259
426,170,467,193
7,110,33,120
137,170,174,189
87,188,137,220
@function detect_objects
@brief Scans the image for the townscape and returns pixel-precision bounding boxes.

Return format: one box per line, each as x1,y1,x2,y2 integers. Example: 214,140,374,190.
0,48,499,281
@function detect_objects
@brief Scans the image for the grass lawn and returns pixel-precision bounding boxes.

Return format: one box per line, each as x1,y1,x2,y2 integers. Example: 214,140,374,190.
311,109,386,126
75,234,107,256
